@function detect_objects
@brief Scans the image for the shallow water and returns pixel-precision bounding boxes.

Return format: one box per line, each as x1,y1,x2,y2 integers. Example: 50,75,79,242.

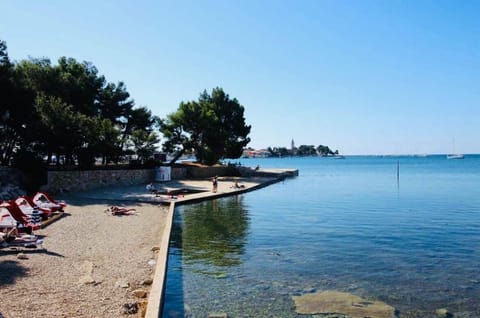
163,155,480,317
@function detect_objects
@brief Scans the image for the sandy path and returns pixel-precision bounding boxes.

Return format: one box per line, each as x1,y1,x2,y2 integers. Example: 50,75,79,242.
0,198,167,318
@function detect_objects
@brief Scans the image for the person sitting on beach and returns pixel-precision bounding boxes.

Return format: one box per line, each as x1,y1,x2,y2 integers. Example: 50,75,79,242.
231,181,245,189
146,183,156,192
0,228,17,244
1,227,40,248
146,183,162,196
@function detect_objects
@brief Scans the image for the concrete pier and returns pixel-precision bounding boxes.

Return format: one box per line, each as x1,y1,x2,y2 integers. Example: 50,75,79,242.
71,168,298,318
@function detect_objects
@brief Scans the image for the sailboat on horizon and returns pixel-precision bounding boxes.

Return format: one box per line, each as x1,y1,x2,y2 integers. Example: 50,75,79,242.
447,153,464,159
447,153,465,159
447,138,464,159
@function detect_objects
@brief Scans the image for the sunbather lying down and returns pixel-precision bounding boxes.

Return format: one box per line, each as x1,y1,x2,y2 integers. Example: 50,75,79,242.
105,206,137,216
0,228,16,244
1,227,43,248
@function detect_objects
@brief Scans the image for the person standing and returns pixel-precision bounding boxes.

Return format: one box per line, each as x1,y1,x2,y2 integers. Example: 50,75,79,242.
212,176,218,193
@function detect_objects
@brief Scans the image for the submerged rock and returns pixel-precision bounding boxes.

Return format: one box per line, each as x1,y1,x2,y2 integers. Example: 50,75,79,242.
292,290,396,318
208,313,228,318
435,308,453,318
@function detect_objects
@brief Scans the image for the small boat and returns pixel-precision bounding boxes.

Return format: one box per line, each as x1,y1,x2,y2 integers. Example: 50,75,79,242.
447,154,464,159
447,138,464,159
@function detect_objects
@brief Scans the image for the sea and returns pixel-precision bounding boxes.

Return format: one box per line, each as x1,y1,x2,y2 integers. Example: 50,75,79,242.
162,155,480,318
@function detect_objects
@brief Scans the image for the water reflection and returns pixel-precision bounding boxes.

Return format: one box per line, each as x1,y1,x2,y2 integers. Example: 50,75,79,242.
181,195,250,269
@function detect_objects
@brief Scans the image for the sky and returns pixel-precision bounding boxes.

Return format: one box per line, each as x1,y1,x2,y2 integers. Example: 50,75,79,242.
1,0,479,155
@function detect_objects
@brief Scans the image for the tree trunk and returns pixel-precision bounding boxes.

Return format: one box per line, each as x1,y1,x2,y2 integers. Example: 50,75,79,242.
168,149,184,166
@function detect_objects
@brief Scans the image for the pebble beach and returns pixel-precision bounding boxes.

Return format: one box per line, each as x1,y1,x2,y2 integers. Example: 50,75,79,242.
0,174,290,318
0,197,168,318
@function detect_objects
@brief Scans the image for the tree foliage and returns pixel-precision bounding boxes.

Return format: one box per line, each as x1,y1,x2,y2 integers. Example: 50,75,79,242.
0,39,159,167
160,87,251,165
268,147,290,157
35,94,94,162
130,129,160,161
0,40,16,165
266,144,339,157
317,145,336,156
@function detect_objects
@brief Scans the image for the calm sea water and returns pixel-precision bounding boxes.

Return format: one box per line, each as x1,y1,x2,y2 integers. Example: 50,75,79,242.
162,155,480,318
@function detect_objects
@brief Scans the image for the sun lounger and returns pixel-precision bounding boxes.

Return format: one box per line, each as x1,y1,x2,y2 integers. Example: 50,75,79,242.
0,202,41,230
14,196,52,219
33,192,67,212
0,206,17,230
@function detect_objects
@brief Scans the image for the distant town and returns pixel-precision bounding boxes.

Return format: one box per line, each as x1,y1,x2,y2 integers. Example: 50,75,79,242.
242,140,341,158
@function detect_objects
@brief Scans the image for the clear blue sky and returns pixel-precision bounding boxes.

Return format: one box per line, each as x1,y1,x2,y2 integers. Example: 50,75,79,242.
1,0,479,155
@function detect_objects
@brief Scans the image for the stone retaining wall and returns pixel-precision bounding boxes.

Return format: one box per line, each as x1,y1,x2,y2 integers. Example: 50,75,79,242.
30,165,243,194
0,166,26,200
40,166,207,194
41,169,155,194
171,167,187,180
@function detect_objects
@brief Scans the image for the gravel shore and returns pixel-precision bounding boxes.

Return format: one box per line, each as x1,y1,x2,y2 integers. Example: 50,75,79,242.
0,197,168,318
0,175,289,318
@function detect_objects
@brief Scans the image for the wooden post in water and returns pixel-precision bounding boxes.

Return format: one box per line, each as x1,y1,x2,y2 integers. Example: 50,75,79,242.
397,160,400,186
